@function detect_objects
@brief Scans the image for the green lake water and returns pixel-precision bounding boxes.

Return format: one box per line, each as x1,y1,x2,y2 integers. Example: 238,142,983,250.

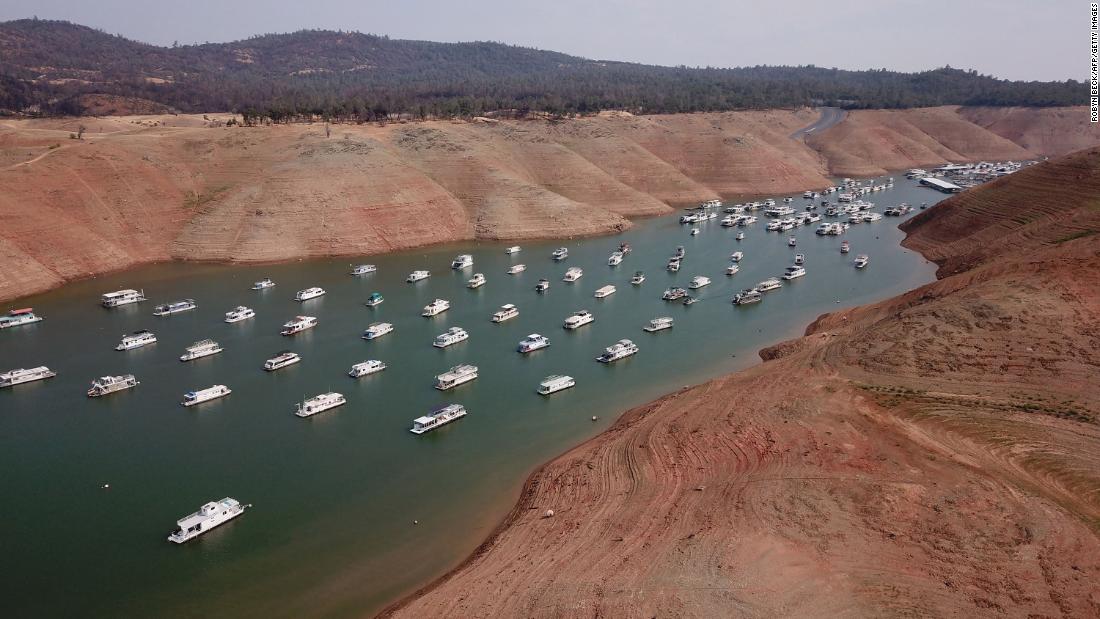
0,176,943,617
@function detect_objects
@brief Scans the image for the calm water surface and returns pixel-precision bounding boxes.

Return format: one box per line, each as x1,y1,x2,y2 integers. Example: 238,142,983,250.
0,176,942,617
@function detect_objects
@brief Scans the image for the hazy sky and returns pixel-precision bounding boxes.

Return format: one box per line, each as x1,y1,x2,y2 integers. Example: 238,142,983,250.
0,0,1082,81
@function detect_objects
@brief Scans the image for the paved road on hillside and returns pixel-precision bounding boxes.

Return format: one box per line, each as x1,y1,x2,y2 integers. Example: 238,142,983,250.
790,106,846,140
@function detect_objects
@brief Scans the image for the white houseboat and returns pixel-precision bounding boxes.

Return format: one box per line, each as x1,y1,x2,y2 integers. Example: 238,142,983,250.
181,384,232,407
87,374,138,397
294,287,326,301
350,264,377,276
0,308,43,329
563,310,595,330
537,375,575,395
451,254,474,270
101,289,146,308
467,273,487,289
491,304,519,323
422,299,450,316
410,404,467,434
596,339,639,363
643,317,674,332
264,351,301,371
518,333,550,353
434,365,479,390
281,315,318,335
224,306,255,323
563,267,583,282
180,339,223,362
407,270,431,283
167,498,248,543
594,285,616,298
1,366,56,388
116,330,157,350
295,392,347,418
153,299,196,316
252,278,275,290
433,327,469,348
363,322,394,340
349,360,387,377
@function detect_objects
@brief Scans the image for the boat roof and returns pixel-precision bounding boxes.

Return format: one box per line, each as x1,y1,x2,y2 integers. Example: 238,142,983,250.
500,304,516,309
9,308,34,315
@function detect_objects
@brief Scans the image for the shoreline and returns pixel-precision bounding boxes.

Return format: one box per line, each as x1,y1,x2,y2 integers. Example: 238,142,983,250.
374,218,937,617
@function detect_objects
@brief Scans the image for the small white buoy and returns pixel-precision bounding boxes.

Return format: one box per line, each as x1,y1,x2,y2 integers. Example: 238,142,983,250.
544,509,555,518
102,483,110,489
413,520,419,525
591,416,597,421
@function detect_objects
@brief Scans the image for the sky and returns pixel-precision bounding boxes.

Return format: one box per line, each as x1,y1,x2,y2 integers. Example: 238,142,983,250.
0,0,1082,81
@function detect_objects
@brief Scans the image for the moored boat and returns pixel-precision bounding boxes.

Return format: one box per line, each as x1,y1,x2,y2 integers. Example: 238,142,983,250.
643,317,673,332
153,299,196,316
451,254,474,270
518,333,550,353
116,330,157,350
491,304,519,323
537,375,575,395
224,306,255,323
167,498,248,543
434,365,478,390
594,285,616,298
406,270,430,283
563,310,595,330
505,246,522,254
1,366,56,388
854,254,870,269
535,279,550,293
433,326,469,348
101,289,146,308
294,287,326,301
349,360,387,377
181,384,231,407
688,276,710,289
596,339,639,363
0,308,43,329
508,264,526,274
467,273,487,289
551,247,569,261
662,287,687,301
410,404,467,434
281,315,317,336
251,278,275,290
350,264,377,276
422,299,450,316
180,339,223,362
365,292,385,307
295,392,346,418
264,351,301,371
563,267,583,282
631,271,646,285
87,374,138,397
362,322,394,340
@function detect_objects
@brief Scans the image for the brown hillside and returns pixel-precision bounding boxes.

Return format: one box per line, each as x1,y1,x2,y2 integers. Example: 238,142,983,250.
384,149,1100,618
1,107,1098,304
958,106,1100,158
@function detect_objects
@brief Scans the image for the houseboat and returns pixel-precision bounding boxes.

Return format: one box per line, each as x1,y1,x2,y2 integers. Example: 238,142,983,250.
181,385,232,407
362,322,394,340
406,270,430,283
295,392,346,418
451,254,474,270
264,351,301,371
518,333,550,353
422,299,450,316
87,374,138,397
433,327,469,348
116,330,157,350
167,498,248,544
537,375,575,396
349,360,387,377
563,310,595,330
153,299,196,316
180,339,223,362
410,404,467,434
294,287,326,301
281,315,317,335
643,317,674,332
0,308,43,329
596,339,639,363
101,289,146,308
491,304,519,323
594,285,616,298
434,365,479,390
1,366,56,388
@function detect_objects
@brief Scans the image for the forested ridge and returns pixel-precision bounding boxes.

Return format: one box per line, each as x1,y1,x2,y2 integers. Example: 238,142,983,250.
0,18,1086,119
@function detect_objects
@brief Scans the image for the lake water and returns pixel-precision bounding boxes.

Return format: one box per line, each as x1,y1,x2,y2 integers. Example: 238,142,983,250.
0,176,942,617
